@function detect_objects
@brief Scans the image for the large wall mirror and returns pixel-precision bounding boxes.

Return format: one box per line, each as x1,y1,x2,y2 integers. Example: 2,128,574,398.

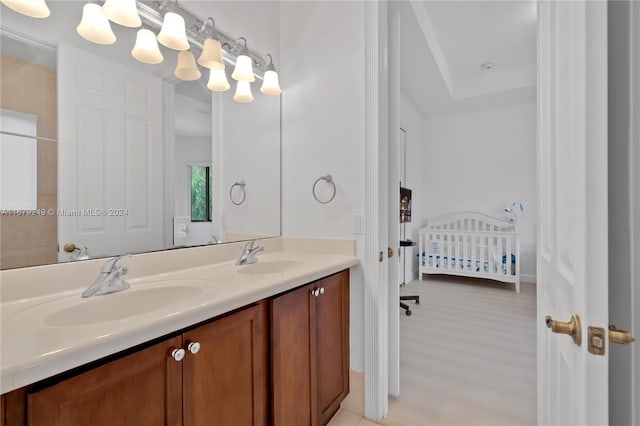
0,1,281,270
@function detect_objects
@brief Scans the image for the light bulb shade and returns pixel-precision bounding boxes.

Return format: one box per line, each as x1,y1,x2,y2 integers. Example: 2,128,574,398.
260,70,282,95
131,29,163,64
207,69,230,92
1,0,50,17
76,3,116,45
231,55,255,83
233,81,254,103
174,50,201,81
157,12,189,51
102,0,141,27
198,38,224,70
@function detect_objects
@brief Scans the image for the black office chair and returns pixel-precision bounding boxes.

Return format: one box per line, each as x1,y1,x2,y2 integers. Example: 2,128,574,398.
399,240,419,316
400,295,419,316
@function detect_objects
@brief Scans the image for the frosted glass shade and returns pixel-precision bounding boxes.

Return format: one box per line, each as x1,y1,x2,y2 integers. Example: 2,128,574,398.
198,38,224,70
157,12,189,51
131,29,163,64
260,70,281,95
1,0,49,17
174,50,201,81
233,81,254,103
207,69,230,92
231,55,255,83
77,3,116,45
102,0,141,28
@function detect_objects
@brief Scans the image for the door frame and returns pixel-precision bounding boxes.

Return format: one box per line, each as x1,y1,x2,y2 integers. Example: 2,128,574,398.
631,1,640,421
363,0,390,421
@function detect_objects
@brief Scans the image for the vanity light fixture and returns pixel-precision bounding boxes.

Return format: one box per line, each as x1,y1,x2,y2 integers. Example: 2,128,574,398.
207,68,230,92
8,0,284,100
131,28,164,64
260,54,282,95
174,50,202,81
77,2,117,45
102,0,141,28
231,38,255,83
157,10,189,51
233,80,254,103
0,0,50,18
197,18,224,70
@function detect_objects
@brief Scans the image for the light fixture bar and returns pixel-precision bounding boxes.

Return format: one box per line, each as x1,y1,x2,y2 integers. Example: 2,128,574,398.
136,1,268,79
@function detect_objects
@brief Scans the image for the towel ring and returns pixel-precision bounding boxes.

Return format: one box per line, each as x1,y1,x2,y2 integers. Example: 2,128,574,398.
230,181,246,205
313,175,336,204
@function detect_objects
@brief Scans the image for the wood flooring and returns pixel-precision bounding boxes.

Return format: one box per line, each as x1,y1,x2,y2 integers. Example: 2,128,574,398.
382,275,537,426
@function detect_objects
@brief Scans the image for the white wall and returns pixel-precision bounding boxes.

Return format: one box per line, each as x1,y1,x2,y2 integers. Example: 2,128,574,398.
400,94,424,280
214,93,281,241
174,136,213,246
421,102,537,279
279,1,367,372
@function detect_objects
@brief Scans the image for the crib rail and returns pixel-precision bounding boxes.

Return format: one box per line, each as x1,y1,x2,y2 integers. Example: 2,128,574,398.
419,216,521,292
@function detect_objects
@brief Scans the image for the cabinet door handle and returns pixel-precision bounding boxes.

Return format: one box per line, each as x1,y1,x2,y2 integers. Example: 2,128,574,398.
312,288,320,297
319,287,325,295
170,348,186,362
187,341,201,354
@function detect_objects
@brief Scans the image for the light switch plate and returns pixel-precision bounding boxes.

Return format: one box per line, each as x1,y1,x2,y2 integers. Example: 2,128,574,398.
353,215,364,235
173,216,190,246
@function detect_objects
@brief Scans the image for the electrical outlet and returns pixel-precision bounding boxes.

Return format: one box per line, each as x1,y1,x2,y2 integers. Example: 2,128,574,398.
173,216,190,246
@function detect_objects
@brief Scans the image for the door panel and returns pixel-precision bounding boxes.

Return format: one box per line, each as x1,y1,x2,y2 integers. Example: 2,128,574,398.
27,336,183,426
316,271,350,424
58,43,163,260
183,303,268,426
537,1,609,424
271,284,316,426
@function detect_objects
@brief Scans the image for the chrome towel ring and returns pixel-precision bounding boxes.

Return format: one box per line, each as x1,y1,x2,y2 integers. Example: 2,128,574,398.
313,175,336,204
230,181,246,205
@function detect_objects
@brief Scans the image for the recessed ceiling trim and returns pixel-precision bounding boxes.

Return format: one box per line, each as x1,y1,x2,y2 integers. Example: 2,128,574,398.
409,1,456,98
454,64,536,99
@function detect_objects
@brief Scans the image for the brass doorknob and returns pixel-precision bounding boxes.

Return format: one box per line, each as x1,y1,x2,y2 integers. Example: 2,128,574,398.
545,315,582,346
609,325,635,345
388,247,394,258
64,243,79,253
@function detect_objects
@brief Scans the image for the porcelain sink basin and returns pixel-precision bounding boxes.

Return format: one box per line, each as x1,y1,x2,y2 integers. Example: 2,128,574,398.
234,260,304,275
28,280,211,327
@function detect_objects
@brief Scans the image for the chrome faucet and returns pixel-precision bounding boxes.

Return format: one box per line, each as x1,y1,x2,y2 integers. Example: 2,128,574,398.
82,255,131,298
236,240,264,266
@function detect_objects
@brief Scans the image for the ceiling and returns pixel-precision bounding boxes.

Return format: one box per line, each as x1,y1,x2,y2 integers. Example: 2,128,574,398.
394,1,537,117
175,88,211,139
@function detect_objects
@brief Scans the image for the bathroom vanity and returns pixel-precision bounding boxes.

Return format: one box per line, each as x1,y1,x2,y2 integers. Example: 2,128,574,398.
0,238,357,426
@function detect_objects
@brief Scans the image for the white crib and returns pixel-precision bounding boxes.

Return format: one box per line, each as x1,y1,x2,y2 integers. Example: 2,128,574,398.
418,212,520,293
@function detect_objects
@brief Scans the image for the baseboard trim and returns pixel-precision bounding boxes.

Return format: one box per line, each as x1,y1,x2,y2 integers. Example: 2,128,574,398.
521,274,537,284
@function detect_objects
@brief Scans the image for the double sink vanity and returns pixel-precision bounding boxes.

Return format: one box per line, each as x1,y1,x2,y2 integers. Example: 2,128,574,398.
0,237,358,425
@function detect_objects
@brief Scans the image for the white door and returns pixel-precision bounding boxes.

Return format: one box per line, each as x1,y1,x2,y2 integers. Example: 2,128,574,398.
58,43,164,261
537,1,609,424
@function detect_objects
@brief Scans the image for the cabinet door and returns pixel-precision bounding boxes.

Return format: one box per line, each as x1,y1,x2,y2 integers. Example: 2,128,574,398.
27,336,183,426
271,283,317,426
316,270,350,425
183,302,268,426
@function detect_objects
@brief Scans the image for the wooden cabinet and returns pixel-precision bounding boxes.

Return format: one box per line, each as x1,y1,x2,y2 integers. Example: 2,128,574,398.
271,270,350,426
24,302,267,426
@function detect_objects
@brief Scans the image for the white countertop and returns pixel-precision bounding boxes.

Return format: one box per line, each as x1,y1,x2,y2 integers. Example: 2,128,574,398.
0,238,358,394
